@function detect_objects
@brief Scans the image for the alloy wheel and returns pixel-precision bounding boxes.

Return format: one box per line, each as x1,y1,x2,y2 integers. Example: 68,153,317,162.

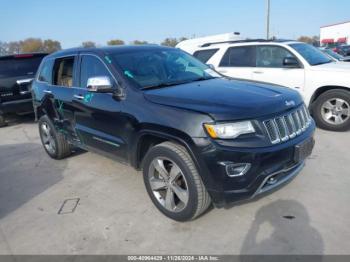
321,98,350,125
41,122,56,154
148,157,189,212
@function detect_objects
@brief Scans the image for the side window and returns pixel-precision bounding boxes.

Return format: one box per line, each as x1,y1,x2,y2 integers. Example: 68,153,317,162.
219,46,256,67
53,57,75,87
256,46,295,68
79,55,113,88
193,49,219,63
38,59,54,83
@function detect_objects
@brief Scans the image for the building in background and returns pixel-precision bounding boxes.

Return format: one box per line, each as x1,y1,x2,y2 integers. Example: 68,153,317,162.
320,21,350,47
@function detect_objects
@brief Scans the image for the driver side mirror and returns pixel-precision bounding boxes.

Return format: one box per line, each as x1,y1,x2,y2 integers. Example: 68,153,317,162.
87,76,114,93
283,57,300,68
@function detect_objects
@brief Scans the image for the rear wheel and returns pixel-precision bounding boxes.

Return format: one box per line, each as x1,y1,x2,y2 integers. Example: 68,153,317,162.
38,115,72,159
142,141,211,221
312,89,350,131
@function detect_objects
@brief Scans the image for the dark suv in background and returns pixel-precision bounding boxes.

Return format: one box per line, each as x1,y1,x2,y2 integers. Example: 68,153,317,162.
32,45,315,221
0,53,47,126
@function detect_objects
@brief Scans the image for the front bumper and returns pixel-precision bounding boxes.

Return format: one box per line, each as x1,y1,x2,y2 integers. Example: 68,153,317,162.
193,121,315,207
0,98,33,114
252,161,304,198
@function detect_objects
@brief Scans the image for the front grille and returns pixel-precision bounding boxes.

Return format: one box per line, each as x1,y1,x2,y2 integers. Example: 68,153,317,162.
0,92,14,97
263,105,312,144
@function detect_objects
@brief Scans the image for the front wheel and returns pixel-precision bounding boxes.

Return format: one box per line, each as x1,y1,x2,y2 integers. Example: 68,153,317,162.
142,142,211,222
312,89,350,131
38,115,72,159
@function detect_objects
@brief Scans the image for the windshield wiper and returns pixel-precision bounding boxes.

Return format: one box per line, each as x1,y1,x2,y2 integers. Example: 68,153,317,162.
141,80,189,90
191,76,216,82
141,77,215,90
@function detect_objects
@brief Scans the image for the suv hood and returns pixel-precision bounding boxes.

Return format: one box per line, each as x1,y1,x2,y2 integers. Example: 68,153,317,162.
312,62,350,72
143,78,302,121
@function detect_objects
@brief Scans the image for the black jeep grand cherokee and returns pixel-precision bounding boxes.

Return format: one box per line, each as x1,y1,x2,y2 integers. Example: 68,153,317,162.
32,45,315,221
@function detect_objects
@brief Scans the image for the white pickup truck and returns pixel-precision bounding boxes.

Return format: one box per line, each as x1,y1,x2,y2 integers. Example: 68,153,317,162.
177,37,350,131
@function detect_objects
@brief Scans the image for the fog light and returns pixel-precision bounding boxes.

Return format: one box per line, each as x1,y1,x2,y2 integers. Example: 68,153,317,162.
220,162,251,177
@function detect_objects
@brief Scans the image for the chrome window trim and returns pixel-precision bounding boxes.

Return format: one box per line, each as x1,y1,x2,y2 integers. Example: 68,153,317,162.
36,53,120,90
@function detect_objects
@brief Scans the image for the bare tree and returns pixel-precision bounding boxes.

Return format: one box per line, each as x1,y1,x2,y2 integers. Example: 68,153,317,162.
107,39,125,46
0,41,7,56
7,41,21,54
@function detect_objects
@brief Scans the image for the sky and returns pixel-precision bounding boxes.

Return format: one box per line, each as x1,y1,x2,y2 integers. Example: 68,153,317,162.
1,0,350,48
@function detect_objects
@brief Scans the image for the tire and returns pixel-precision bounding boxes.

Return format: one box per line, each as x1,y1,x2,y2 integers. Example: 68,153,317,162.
38,115,72,159
142,141,211,221
0,115,7,127
312,89,350,131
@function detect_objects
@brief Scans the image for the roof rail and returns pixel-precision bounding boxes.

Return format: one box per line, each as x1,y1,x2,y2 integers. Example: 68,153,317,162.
200,38,295,47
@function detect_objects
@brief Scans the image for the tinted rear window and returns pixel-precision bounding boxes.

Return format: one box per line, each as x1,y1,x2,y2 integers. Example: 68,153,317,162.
193,49,219,63
219,46,256,67
0,56,44,78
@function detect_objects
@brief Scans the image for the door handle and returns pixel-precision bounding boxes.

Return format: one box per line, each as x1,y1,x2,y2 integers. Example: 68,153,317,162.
43,89,52,94
218,70,227,73
74,94,85,100
253,71,263,74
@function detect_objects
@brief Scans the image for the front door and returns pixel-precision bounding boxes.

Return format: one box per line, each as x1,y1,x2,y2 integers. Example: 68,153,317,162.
252,45,305,92
47,56,78,139
72,54,127,160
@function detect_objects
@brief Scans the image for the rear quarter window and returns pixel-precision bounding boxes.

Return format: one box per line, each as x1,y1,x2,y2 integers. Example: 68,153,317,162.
219,46,256,67
193,49,219,63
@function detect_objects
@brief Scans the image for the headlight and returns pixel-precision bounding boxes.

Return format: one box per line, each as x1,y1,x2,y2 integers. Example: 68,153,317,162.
204,121,255,139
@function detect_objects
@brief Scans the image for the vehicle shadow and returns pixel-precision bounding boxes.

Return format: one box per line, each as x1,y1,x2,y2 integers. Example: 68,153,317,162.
240,199,324,259
0,143,66,220
1,113,35,127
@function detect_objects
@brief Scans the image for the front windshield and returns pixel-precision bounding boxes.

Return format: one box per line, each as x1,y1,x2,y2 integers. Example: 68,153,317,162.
111,48,220,89
289,43,333,66
323,49,344,60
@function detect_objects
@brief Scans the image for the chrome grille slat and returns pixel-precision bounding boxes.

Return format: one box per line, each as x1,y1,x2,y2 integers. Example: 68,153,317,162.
263,105,312,144
293,111,302,135
275,117,289,141
286,114,297,138
297,109,306,131
263,120,281,144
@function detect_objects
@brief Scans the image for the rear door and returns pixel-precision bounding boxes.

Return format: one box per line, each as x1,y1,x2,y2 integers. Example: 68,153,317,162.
72,53,126,160
215,45,256,80
0,54,45,103
252,45,305,91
